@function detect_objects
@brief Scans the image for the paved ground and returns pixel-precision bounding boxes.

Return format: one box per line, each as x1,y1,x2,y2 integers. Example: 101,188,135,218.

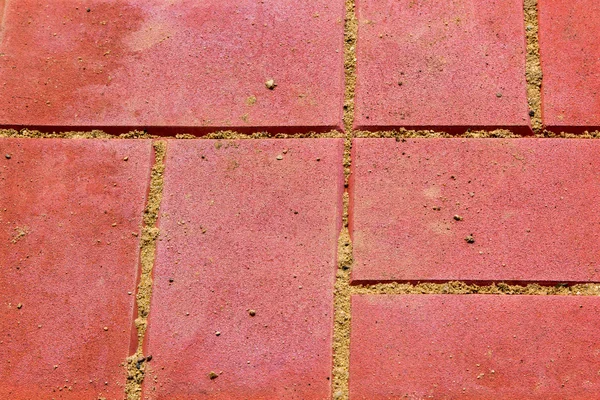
1,0,599,399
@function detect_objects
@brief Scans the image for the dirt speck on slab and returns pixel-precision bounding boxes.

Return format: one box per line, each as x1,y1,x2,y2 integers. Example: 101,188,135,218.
265,79,277,90
11,226,29,243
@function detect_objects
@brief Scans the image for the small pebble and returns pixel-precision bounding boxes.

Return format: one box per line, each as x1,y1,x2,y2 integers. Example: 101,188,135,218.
248,309,256,317
16,303,23,309
453,215,463,221
265,79,277,90
5,154,11,159
465,235,475,244
103,327,108,331
215,331,221,336
276,154,283,160
496,93,502,98
123,156,129,161
208,371,219,380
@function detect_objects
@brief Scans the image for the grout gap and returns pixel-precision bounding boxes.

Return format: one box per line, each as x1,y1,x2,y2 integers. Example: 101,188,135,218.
342,0,357,134
125,140,166,400
3,127,599,140
524,0,543,133
351,281,600,296
332,0,358,398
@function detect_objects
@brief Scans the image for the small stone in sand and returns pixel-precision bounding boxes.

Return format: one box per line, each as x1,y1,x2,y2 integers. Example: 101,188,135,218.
265,79,277,90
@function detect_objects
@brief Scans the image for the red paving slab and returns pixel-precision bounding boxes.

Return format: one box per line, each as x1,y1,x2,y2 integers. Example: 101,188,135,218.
350,138,600,284
538,0,600,132
0,139,152,399
0,1,345,134
354,0,531,133
144,139,344,399
350,295,600,399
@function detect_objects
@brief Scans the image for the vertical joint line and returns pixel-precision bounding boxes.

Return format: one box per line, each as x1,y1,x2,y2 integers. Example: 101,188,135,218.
524,0,543,133
125,140,166,400
333,0,358,398
343,0,358,136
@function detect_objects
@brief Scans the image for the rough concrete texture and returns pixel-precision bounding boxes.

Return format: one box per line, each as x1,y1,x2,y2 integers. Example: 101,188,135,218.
0,1,345,134
353,0,531,133
0,138,152,399
350,295,600,399
351,138,600,284
143,139,344,399
1,0,600,398
538,0,600,132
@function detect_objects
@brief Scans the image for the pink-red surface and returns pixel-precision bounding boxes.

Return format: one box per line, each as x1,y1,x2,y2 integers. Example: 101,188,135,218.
354,0,531,133
0,1,345,134
350,138,600,284
0,139,152,399
143,139,344,399
538,0,600,131
350,295,600,399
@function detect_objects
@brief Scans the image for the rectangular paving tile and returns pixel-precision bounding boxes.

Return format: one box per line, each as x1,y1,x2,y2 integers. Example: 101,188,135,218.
354,0,530,133
0,139,152,399
0,1,345,134
538,0,600,132
350,295,600,399
144,139,344,399
350,138,600,284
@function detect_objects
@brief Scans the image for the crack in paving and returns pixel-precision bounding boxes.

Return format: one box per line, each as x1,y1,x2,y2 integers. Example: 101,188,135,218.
125,140,166,400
